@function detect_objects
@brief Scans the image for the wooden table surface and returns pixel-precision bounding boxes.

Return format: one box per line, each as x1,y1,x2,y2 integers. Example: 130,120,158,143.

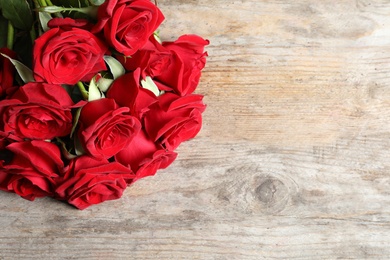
2,0,390,259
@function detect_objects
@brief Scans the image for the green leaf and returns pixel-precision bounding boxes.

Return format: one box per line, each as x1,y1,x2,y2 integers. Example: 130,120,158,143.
141,76,160,97
70,107,82,138
38,11,53,32
103,55,125,79
89,0,105,6
0,0,33,30
97,78,113,92
74,135,85,156
0,52,34,83
0,14,7,48
88,74,105,101
154,31,162,44
38,5,98,19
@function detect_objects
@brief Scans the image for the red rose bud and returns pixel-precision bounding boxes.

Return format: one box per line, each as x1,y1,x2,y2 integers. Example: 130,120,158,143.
0,141,63,200
33,21,107,85
0,82,75,141
55,155,135,210
144,93,206,151
92,0,164,56
78,98,141,159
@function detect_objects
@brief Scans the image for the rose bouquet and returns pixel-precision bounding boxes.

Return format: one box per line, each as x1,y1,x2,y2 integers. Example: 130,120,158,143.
0,0,208,209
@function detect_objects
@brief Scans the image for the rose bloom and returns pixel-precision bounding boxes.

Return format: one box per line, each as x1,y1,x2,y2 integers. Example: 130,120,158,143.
157,35,209,96
33,19,107,85
0,141,63,200
78,98,141,159
115,130,177,181
92,0,164,56
118,34,209,96
0,82,76,141
0,47,17,98
55,155,135,210
144,93,206,151
117,35,171,80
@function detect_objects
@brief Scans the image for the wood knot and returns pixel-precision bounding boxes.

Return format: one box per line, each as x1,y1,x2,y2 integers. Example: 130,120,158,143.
254,178,289,214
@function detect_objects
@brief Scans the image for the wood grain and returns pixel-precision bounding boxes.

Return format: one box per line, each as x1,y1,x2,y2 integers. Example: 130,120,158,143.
1,0,390,259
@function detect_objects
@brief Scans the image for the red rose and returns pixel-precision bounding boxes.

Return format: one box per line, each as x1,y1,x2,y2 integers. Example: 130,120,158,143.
55,156,135,210
0,82,76,141
78,98,141,159
115,130,177,181
106,70,158,119
144,93,206,151
117,35,209,96
92,0,164,56
117,36,171,80
0,141,63,200
33,22,107,85
0,48,17,98
156,35,209,96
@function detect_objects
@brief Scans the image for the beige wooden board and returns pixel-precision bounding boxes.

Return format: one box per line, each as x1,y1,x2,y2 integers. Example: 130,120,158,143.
1,0,390,259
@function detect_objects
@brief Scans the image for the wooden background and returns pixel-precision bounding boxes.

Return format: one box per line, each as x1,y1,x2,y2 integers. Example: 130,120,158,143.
1,0,390,259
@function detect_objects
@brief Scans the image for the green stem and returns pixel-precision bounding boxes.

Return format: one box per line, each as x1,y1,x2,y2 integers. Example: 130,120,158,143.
45,0,54,6
77,82,89,100
38,0,47,7
6,22,14,50
41,6,98,17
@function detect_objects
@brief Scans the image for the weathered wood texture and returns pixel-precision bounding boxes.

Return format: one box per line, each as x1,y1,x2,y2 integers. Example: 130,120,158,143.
1,0,390,259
